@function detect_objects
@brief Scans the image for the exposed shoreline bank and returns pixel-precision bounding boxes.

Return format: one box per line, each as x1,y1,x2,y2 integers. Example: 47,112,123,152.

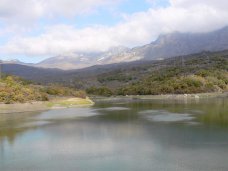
0,92,227,114
0,97,94,114
91,92,228,101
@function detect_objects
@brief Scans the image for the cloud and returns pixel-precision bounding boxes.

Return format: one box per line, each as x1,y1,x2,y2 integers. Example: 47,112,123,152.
170,0,228,9
1,0,228,58
0,0,43,23
0,0,121,22
1,25,117,56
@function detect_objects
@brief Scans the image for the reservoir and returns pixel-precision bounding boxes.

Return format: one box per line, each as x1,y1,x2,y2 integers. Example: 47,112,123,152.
0,97,228,171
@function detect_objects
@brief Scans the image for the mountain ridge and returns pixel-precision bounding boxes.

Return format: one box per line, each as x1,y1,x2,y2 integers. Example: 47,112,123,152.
2,26,228,70
37,26,228,69
1,50,227,94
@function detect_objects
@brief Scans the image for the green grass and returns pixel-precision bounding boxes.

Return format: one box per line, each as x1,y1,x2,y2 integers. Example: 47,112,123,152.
46,97,94,108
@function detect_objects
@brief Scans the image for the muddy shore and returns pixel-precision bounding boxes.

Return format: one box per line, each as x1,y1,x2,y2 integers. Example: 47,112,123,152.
0,97,94,114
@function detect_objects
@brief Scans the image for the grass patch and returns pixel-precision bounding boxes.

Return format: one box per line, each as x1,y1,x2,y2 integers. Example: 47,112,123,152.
47,97,94,108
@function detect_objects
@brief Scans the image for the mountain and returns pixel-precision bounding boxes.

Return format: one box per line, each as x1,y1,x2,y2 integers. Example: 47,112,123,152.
0,59,30,65
1,64,65,83
2,50,228,91
3,26,228,70
142,26,228,59
36,46,129,70
36,53,95,70
110,26,228,62
35,26,228,69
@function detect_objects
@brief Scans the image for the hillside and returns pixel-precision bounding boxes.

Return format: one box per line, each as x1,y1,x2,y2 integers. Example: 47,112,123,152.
0,75,86,104
2,50,228,96
85,51,228,96
1,64,66,83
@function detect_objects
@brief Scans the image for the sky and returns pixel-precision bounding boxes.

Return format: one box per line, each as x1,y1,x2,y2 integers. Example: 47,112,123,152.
1,0,228,63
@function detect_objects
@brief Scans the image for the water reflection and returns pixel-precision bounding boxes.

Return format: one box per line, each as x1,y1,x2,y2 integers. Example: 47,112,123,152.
0,97,227,171
0,112,41,144
139,110,194,122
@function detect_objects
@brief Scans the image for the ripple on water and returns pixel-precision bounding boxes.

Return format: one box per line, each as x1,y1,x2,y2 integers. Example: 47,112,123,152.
187,109,204,114
38,108,99,120
139,110,195,122
19,121,51,128
100,107,131,111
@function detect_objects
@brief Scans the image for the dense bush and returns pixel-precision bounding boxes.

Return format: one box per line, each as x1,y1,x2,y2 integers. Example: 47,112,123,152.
116,69,228,95
0,76,48,104
0,76,87,104
86,87,113,97
41,85,87,99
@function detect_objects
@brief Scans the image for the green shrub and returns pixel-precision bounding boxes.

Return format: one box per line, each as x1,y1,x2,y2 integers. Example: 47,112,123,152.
0,76,86,104
86,87,113,96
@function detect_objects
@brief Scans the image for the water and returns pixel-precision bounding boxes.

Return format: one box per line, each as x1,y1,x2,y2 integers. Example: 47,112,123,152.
0,98,228,171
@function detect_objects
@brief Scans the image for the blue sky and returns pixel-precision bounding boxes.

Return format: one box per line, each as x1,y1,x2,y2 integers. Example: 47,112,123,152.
0,0,227,63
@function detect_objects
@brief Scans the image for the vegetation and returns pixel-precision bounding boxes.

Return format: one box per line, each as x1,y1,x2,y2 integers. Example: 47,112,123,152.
41,85,86,99
0,75,87,104
1,51,228,97
86,87,113,97
86,52,228,96
46,97,94,108
116,69,228,95
97,72,135,83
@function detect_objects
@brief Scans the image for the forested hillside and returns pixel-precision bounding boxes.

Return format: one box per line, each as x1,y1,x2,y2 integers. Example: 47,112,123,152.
85,51,228,95
2,50,228,96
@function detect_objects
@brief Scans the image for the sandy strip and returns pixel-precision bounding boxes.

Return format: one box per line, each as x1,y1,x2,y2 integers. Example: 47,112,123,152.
0,97,94,114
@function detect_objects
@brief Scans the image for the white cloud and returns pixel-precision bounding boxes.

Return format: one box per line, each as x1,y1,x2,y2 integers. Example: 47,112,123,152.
1,25,117,56
1,0,228,57
171,0,228,9
0,0,43,23
42,0,120,17
0,0,121,22
0,0,123,42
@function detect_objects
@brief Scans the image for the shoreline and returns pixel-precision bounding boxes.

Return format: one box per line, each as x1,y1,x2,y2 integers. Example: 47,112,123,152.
0,92,227,114
0,97,94,114
91,92,228,101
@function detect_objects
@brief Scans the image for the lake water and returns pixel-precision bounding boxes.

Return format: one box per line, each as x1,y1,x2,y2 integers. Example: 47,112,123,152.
0,98,228,171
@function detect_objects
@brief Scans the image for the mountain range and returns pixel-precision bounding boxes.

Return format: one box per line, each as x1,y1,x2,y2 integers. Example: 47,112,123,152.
2,26,228,70
2,50,227,91
35,46,130,69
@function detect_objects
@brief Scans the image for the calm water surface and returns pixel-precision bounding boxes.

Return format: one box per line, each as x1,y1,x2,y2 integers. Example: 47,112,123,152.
0,98,228,171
